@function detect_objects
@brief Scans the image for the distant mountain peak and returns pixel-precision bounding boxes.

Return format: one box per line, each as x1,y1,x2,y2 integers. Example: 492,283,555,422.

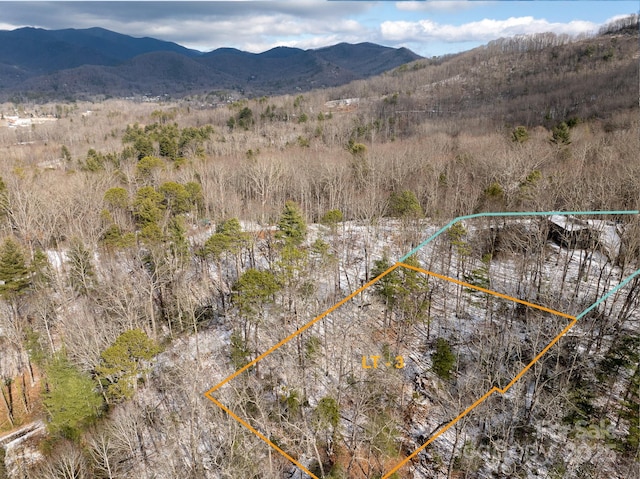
0,26,422,100
260,46,305,58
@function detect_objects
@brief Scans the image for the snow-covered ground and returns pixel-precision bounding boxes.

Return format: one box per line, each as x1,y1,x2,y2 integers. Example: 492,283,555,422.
2,215,637,479
1,421,45,478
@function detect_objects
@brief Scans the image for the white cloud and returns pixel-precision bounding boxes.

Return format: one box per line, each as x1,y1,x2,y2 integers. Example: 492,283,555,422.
1,1,628,56
602,13,639,25
158,15,369,52
0,23,21,31
381,16,599,43
1,1,373,53
242,34,365,54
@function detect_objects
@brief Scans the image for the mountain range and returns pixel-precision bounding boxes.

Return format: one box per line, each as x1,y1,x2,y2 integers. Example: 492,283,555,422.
0,27,422,100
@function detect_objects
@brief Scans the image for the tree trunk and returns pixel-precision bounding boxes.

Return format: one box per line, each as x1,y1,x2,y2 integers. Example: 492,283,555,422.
0,381,14,428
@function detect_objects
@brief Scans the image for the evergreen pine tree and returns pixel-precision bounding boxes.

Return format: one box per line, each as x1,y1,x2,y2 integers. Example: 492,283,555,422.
551,121,571,145
44,355,103,440
276,201,307,246
371,253,401,310
0,238,31,299
96,329,161,403
232,268,280,319
389,190,423,219
512,126,529,143
432,338,456,380
31,248,53,288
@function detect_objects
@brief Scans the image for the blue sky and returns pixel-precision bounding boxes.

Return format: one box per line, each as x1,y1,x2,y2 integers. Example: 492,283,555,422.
0,1,637,56
362,1,639,56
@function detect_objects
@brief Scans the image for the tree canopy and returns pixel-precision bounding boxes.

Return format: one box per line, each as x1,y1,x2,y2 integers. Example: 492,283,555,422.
276,201,307,246
96,329,161,403
0,238,31,299
232,268,280,319
44,355,103,440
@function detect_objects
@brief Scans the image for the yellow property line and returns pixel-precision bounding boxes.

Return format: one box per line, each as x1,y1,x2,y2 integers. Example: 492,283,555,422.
204,261,578,479
397,262,576,320
208,395,318,478
204,263,401,395
382,263,578,479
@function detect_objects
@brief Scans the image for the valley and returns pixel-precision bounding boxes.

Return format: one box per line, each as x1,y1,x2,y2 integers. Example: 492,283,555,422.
0,14,638,479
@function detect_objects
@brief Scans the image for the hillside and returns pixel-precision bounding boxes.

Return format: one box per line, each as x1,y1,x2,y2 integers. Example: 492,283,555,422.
0,27,421,100
324,25,639,131
0,16,638,479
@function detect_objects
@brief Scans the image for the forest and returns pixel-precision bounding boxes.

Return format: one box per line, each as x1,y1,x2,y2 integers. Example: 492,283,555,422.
0,16,638,479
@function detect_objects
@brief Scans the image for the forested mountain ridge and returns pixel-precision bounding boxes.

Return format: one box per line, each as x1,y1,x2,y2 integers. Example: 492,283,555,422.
0,26,202,72
0,26,421,100
330,15,639,129
0,14,638,479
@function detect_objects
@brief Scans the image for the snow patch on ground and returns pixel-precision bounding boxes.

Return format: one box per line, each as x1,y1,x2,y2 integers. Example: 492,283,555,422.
2,421,46,478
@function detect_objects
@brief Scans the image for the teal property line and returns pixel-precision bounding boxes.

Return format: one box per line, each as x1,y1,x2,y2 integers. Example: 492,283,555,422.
577,267,640,320
397,209,640,322
399,210,640,262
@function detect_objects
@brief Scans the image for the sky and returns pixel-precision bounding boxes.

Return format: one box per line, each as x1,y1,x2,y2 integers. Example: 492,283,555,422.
0,1,637,57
